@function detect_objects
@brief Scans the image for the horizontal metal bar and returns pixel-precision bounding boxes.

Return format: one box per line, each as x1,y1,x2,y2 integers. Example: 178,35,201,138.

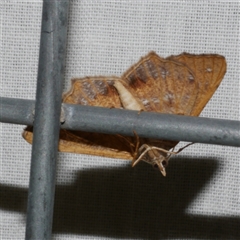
0,97,35,125
63,103,240,147
1,97,239,147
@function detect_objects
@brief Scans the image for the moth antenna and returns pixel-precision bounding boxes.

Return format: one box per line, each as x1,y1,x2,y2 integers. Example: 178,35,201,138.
149,143,193,155
172,142,194,154
150,142,194,156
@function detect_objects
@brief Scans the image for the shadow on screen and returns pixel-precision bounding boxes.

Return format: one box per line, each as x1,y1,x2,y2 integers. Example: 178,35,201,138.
0,157,239,239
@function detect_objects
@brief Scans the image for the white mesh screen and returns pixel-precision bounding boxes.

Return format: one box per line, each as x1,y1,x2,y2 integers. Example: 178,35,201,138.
1,1,239,239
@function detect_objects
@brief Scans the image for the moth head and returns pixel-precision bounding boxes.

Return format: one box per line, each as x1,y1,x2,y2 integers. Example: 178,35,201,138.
152,156,169,177
146,148,170,176
135,146,171,177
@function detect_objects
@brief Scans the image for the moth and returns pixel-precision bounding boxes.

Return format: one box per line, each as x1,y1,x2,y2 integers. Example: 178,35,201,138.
23,52,227,176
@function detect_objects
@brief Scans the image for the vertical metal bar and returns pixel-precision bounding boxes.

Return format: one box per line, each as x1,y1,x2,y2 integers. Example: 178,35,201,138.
25,1,69,239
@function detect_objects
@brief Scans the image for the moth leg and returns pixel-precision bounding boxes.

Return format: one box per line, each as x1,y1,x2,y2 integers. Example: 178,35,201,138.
116,134,136,157
165,148,175,162
138,143,151,152
163,146,175,162
132,144,152,167
132,130,140,159
149,146,177,155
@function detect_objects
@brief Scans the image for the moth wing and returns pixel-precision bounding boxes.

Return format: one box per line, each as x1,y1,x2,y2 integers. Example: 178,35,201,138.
63,76,122,108
23,77,135,160
121,52,200,151
121,52,226,151
121,51,199,115
167,53,227,116
23,126,133,160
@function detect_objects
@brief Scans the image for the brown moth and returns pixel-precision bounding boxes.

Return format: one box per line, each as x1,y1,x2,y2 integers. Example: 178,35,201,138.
23,52,227,176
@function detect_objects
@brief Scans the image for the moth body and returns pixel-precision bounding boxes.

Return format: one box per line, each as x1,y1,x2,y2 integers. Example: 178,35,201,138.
113,81,143,111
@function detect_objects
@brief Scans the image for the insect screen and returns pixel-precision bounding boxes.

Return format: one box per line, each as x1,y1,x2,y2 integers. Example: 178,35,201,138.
1,1,239,239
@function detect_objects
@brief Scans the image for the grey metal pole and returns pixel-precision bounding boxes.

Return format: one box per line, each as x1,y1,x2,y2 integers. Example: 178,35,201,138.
62,103,240,147
0,98,35,125
25,1,69,239
0,97,239,147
